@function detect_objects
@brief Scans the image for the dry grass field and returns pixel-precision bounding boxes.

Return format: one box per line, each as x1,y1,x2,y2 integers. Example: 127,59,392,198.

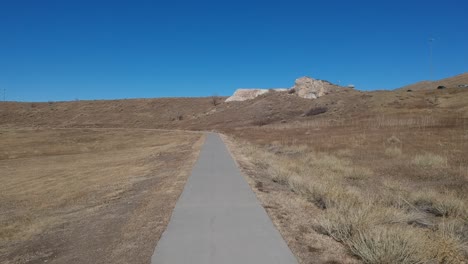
0,128,203,264
225,117,468,264
1,74,467,263
0,97,223,129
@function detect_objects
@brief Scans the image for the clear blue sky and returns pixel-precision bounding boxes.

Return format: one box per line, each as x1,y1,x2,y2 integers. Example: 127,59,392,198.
1,0,467,102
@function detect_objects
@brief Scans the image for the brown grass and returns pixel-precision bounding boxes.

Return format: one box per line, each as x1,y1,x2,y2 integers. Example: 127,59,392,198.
1,73,467,263
225,117,468,263
0,128,203,264
411,153,448,168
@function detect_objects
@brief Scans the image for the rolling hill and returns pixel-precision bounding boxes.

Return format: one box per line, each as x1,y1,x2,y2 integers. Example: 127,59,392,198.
398,72,468,91
1,73,467,131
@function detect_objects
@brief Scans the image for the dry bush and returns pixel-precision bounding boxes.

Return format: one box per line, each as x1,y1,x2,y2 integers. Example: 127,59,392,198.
315,205,368,242
437,219,468,247
412,153,447,168
304,107,328,116
429,221,468,263
386,135,402,145
236,140,468,263
372,116,440,129
316,198,466,263
252,119,269,126
347,226,424,264
345,167,373,181
171,112,183,121
297,181,352,210
336,148,353,157
347,224,466,264
385,146,402,157
211,95,220,106
316,190,467,263
412,190,468,218
267,165,293,184
316,201,417,240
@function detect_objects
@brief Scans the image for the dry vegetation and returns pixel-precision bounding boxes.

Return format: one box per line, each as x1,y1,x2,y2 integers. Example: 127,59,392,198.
225,116,468,264
399,73,468,91
1,74,467,263
0,128,203,264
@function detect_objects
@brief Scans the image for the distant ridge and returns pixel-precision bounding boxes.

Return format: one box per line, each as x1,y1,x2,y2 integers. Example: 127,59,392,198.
398,73,468,91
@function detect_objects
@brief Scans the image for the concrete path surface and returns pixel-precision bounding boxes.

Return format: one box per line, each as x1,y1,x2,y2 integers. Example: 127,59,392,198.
151,133,298,264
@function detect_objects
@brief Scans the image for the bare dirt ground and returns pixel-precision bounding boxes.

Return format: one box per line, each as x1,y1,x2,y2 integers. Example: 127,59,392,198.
0,128,204,264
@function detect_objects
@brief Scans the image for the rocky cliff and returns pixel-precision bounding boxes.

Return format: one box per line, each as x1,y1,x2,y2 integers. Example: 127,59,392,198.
292,77,343,99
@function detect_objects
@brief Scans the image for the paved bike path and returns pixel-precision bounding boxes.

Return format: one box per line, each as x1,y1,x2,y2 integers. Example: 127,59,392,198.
151,133,297,264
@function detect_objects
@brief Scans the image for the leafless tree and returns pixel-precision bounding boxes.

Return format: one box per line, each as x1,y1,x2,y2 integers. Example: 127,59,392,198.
211,94,220,106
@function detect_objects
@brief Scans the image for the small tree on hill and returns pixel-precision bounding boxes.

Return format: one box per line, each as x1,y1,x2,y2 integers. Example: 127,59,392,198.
211,94,220,106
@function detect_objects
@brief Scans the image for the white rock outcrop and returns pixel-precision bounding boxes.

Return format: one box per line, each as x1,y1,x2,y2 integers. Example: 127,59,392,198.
225,89,287,102
225,76,341,102
292,77,335,99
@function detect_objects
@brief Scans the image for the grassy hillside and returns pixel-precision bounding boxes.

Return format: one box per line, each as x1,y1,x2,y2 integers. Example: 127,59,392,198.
398,72,468,91
0,97,221,129
2,86,467,131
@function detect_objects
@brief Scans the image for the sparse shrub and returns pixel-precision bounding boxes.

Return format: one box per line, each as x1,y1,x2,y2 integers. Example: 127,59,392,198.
385,146,402,157
311,154,349,174
386,135,401,145
252,119,269,126
267,166,291,184
412,191,467,218
336,148,352,157
308,184,362,211
316,207,361,242
345,167,373,181
304,107,328,116
288,88,296,94
48,101,55,110
172,112,183,121
211,95,220,106
255,181,265,192
412,153,447,168
236,140,468,264
429,221,467,263
317,200,413,237
315,201,457,263
437,219,468,243
286,174,307,194
347,226,424,264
